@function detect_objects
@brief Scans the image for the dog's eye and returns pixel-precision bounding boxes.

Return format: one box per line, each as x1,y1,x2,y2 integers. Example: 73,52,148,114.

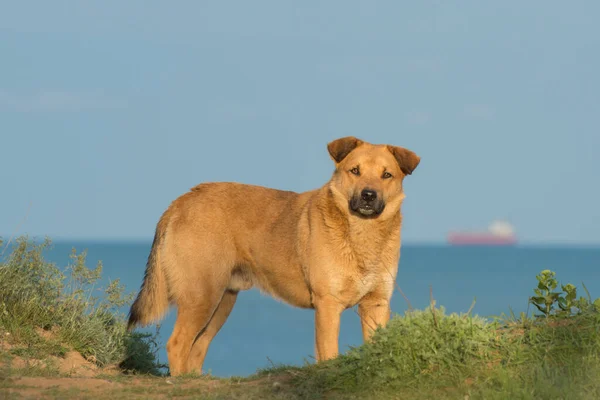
350,167,360,176
382,171,393,179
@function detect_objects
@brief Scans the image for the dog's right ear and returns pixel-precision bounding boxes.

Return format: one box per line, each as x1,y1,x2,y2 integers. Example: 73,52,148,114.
327,136,363,163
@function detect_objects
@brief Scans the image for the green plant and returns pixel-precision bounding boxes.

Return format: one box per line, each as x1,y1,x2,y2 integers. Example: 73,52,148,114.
0,236,164,375
120,327,168,375
529,269,600,318
529,270,565,317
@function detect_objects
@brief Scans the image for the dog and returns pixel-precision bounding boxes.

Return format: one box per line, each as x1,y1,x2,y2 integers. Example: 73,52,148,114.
127,136,420,376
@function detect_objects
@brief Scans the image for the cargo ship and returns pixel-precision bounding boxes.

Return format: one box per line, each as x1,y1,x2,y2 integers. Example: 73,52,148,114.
447,220,517,246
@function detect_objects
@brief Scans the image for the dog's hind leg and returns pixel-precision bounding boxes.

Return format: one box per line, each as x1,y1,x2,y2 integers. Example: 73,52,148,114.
186,290,238,374
166,292,223,376
165,257,233,376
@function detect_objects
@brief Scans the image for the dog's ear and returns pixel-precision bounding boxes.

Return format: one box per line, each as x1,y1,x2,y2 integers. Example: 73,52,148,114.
387,145,420,175
327,136,364,163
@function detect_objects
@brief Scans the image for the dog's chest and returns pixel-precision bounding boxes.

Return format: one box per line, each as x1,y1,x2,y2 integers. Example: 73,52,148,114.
355,249,390,280
309,215,401,306
328,246,397,306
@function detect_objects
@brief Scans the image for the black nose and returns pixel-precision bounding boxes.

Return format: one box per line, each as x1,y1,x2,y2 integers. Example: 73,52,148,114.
361,189,377,202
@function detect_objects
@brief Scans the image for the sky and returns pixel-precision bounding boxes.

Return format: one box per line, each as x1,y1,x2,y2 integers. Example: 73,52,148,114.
1,1,599,244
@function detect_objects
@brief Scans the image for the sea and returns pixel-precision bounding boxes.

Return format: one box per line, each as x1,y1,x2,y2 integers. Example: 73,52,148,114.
39,241,600,377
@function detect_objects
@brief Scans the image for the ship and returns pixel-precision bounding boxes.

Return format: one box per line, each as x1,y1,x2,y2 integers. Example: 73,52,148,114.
447,220,517,246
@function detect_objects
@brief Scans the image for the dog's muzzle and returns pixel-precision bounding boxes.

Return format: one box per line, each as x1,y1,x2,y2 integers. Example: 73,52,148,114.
349,189,385,217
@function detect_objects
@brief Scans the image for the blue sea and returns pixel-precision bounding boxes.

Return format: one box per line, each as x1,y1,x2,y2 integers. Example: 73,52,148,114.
41,241,600,377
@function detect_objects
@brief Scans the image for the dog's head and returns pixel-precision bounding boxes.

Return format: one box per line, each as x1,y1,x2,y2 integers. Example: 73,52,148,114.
327,136,420,219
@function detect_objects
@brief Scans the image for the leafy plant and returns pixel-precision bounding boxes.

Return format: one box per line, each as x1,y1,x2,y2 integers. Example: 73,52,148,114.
529,269,600,318
529,270,564,317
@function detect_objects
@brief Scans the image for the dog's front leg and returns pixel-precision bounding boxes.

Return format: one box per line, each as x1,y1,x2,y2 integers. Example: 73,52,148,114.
358,293,391,342
313,297,344,362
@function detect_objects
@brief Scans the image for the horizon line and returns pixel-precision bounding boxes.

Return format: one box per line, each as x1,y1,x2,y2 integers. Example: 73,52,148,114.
3,235,600,249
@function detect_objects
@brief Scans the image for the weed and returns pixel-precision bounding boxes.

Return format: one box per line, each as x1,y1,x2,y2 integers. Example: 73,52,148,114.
0,236,163,375
529,269,600,318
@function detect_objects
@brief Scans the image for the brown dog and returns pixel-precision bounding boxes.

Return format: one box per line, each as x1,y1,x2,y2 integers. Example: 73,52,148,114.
128,137,420,376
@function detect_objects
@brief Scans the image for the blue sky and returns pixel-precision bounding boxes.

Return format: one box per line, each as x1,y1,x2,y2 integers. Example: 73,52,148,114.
1,1,599,244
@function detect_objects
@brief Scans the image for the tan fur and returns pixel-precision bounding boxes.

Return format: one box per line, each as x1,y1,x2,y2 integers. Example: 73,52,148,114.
128,137,420,376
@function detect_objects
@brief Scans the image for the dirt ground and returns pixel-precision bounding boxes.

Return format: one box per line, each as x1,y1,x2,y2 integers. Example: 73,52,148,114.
0,347,288,400
1,373,288,400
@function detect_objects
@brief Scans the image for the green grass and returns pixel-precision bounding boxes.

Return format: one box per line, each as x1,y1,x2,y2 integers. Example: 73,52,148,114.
254,271,600,399
2,236,600,399
272,310,600,399
0,236,164,375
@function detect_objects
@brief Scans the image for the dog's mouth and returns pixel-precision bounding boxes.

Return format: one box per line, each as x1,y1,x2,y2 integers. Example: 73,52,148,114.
357,205,376,216
349,198,385,218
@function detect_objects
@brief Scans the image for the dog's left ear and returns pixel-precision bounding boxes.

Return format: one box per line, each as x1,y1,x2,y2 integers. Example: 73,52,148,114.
388,145,420,175
327,136,364,163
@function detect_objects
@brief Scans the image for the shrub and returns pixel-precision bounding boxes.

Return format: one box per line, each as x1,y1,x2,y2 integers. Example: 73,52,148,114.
0,236,164,374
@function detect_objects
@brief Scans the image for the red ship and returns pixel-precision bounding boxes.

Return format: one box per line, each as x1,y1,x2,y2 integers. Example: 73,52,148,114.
447,220,517,246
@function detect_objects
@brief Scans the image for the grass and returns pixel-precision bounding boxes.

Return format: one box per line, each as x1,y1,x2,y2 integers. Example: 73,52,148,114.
2,236,600,399
283,309,600,399
265,270,600,399
0,236,164,375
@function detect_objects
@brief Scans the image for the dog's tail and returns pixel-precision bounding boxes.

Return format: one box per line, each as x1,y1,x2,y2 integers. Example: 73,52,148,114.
127,209,172,331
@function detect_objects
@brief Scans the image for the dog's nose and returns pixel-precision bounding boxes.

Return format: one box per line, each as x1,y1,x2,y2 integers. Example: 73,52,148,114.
361,189,377,202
